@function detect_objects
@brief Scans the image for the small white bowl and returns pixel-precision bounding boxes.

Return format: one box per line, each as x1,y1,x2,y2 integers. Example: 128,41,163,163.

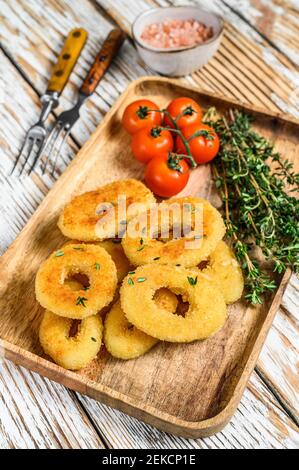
132,6,223,77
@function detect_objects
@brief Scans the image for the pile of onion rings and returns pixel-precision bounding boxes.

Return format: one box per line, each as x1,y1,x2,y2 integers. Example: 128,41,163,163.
35,178,243,369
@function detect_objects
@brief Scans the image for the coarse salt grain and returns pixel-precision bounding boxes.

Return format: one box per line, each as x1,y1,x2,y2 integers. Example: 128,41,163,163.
141,18,214,49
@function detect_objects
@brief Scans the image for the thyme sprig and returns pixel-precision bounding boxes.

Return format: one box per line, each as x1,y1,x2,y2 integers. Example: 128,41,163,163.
206,109,299,304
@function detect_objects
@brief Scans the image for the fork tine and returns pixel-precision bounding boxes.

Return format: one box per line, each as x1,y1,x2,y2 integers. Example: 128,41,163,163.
41,124,62,175
10,136,30,175
19,137,35,176
28,136,45,175
51,128,70,178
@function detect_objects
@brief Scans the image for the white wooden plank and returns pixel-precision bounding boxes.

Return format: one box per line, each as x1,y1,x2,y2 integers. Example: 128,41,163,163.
0,360,104,449
0,51,76,253
77,371,299,449
226,0,299,66
257,276,299,417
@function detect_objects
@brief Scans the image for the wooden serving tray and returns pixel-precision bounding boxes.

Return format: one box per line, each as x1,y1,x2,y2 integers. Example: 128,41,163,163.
0,77,297,438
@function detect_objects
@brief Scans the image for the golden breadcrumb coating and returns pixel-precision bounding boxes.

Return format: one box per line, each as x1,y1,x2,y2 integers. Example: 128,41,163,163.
122,197,225,267
104,288,178,360
120,264,227,342
39,310,103,370
58,179,155,241
35,244,117,319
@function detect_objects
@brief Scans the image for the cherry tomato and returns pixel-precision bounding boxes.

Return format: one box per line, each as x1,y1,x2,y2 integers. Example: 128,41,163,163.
144,153,190,198
131,126,174,164
176,123,219,164
122,99,162,135
164,97,203,129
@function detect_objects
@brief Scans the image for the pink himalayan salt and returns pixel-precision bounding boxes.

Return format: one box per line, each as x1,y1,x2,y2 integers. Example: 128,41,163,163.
141,18,214,49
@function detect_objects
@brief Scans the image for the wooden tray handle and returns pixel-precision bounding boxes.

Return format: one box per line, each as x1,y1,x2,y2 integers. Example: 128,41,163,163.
47,28,88,94
79,29,125,96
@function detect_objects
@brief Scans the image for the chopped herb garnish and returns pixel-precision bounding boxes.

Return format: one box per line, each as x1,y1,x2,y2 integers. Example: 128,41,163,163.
128,278,134,285
91,337,97,342
140,238,144,245
55,250,64,257
76,296,88,307
95,262,101,271
73,246,84,251
137,244,146,252
187,276,198,286
153,257,160,261
137,277,146,283
83,286,90,291
128,271,136,275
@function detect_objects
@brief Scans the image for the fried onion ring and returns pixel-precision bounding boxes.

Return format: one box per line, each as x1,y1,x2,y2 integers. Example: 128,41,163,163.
122,197,225,267
35,244,117,319
120,264,227,342
39,310,103,370
63,239,130,283
104,288,178,360
196,241,244,304
58,179,155,241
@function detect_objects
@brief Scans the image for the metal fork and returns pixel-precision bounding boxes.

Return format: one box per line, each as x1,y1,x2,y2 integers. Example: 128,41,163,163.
41,29,124,177
11,28,87,176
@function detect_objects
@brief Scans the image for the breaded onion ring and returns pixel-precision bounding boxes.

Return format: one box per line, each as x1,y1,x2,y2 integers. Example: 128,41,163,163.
58,179,155,241
35,244,117,319
196,241,244,304
39,310,103,370
121,264,227,342
122,197,225,267
63,239,130,283
104,288,178,360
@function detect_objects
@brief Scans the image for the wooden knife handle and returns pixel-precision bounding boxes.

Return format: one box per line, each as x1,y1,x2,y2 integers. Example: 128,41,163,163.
79,29,125,96
47,28,88,94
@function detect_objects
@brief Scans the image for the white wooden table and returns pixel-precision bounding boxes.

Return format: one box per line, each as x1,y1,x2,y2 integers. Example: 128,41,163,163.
0,0,298,449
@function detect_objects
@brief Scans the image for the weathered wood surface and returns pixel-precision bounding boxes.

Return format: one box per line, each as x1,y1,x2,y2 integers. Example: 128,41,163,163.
0,360,104,449
0,0,298,448
77,371,299,449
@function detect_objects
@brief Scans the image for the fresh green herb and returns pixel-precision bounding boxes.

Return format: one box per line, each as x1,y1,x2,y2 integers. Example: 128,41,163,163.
137,277,146,283
187,276,198,286
128,278,134,285
137,245,146,252
95,262,101,271
205,108,299,304
91,337,97,342
76,296,88,307
153,257,160,261
83,286,90,291
128,271,136,275
55,250,64,257
73,246,84,251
